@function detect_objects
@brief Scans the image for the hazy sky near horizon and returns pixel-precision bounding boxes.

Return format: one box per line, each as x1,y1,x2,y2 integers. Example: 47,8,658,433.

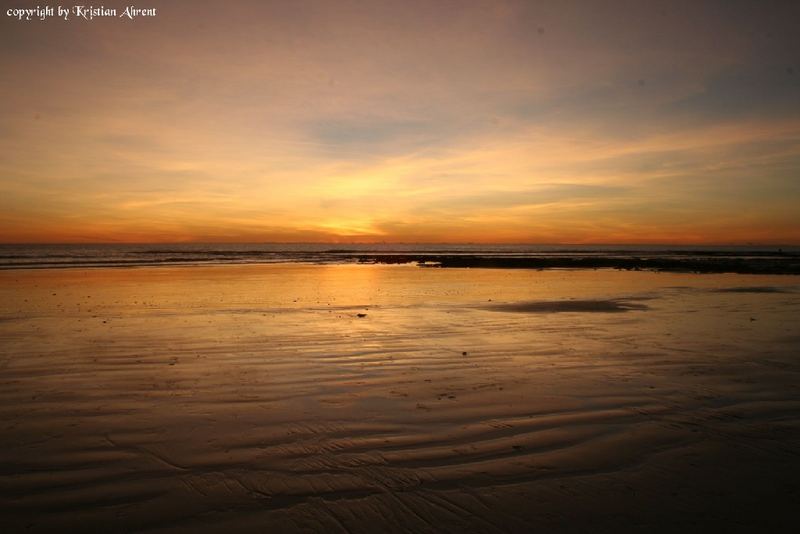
1,0,799,244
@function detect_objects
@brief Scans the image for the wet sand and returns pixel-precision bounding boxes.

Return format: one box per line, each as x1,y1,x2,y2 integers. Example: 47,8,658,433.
1,264,799,532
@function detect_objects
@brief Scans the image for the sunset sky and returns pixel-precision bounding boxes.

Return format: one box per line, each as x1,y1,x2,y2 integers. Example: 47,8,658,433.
1,0,799,244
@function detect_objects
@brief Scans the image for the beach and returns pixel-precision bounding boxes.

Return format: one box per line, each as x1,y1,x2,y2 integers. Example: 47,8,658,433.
1,264,799,532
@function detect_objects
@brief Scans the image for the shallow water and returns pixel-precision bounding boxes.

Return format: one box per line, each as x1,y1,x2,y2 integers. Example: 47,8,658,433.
1,265,799,532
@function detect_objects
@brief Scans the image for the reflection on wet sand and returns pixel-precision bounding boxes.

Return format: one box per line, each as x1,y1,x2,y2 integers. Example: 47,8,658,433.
1,265,799,532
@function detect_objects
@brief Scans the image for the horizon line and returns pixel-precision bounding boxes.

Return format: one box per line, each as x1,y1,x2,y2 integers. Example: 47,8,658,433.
0,241,797,248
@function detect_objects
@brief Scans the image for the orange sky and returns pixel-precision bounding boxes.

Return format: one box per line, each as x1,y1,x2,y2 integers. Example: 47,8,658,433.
1,0,799,244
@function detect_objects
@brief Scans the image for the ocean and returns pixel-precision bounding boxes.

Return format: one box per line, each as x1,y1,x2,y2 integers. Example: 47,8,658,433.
0,243,796,270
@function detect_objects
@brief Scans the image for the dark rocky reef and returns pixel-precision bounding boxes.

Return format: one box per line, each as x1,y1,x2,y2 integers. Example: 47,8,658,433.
353,253,800,275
